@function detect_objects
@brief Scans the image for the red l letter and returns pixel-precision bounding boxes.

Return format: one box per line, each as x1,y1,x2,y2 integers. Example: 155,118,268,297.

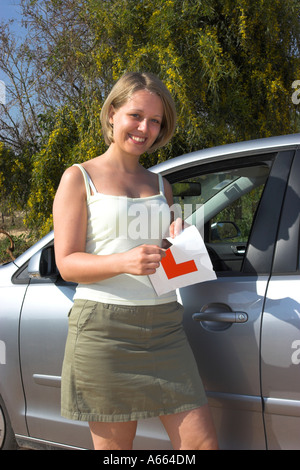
161,249,198,280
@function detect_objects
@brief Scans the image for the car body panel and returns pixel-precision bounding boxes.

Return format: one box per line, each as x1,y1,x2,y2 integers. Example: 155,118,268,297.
260,150,300,449
262,277,300,449
0,262,29,437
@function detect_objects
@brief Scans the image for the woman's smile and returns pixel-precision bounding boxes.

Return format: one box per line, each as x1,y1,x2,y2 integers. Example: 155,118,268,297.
129,134,147,144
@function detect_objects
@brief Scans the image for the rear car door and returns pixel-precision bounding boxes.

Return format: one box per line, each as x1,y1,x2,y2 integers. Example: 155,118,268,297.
261,149,300,449
17,263,94,449
163,149,295,449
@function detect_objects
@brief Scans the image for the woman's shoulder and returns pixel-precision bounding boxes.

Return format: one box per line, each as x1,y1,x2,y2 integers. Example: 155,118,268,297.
56,164,89,200
61,164,84,184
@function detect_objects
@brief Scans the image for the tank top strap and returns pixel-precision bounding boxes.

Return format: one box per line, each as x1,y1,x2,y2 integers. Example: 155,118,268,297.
157,173,165,195
73,164,97,200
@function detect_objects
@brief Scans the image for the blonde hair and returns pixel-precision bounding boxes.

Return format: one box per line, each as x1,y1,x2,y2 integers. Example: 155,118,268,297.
100,72,177,152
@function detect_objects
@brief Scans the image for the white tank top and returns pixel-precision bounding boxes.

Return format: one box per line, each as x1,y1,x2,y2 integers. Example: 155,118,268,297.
73,164,177,305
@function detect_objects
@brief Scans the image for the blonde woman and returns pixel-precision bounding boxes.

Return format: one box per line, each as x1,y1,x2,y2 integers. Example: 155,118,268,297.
53,72,218,450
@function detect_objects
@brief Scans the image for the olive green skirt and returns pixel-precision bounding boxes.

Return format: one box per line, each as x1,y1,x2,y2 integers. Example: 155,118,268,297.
61,300,207,422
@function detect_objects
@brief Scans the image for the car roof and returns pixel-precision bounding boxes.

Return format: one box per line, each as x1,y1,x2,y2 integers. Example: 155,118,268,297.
150,133,300,175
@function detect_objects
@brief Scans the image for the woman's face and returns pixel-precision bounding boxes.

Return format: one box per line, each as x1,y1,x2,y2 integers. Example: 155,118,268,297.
109,90,164,157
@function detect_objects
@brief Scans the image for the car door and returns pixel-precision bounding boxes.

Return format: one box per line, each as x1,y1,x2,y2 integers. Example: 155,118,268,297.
164,149,295,449
260,149,300,449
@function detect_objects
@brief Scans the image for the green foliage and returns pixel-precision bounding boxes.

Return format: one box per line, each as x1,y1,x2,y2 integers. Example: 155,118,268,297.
85,0,300,151
24,103,106,236
1,0,300,238
0,142,32,215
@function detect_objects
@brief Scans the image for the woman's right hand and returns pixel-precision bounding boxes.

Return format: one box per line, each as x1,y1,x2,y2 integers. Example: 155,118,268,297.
122,244,166,276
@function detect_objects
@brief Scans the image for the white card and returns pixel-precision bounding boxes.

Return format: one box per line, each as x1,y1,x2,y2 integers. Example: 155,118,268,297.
149,225,217,296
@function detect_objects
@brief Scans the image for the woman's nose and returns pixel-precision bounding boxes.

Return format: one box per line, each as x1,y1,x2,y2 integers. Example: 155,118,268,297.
138,119,148,132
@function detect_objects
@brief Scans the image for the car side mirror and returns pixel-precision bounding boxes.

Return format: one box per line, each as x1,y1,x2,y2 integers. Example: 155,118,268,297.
210,221,241,241
28,245,59,280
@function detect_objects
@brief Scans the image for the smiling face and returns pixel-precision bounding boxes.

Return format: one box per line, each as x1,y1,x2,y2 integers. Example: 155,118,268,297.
109,90,164,157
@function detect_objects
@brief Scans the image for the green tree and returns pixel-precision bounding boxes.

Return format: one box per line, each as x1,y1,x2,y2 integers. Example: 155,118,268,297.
24,102,106,235
76,0,299,153
0,142,32,217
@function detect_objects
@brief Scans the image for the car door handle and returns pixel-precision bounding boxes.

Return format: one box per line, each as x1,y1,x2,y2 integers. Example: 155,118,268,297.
192,311,248,323
231,245,246,256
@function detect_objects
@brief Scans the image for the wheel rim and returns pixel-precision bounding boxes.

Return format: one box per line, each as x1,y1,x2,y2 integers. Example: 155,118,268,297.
0,406,5,448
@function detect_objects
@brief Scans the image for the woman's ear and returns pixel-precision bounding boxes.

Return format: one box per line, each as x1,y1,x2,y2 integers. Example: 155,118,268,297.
108,105,115,125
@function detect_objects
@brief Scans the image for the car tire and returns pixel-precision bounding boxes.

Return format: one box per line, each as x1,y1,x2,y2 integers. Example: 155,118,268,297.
0,395,17,450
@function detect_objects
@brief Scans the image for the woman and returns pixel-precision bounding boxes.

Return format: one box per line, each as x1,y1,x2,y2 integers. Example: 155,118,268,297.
53,72,218,450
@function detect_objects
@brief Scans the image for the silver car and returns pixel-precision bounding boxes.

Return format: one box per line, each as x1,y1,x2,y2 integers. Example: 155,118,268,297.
1,134,300,450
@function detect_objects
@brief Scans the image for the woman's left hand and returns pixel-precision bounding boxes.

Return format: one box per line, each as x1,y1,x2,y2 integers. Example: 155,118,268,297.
169,217,185,239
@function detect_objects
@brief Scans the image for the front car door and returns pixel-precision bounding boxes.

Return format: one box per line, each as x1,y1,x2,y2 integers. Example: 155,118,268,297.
155,143,297,449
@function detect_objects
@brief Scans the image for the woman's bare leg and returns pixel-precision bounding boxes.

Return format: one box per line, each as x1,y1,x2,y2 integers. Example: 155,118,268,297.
160,404,218,450
89,420,138,450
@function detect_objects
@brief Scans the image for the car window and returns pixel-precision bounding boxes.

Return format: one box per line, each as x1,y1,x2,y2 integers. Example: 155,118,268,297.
209,184,264,243
172,160,273,273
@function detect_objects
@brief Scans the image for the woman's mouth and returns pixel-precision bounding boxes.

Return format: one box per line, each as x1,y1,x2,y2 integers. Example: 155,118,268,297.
129,134,147,144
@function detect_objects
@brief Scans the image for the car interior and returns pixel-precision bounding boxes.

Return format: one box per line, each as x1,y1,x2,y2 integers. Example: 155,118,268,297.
172,160,273,272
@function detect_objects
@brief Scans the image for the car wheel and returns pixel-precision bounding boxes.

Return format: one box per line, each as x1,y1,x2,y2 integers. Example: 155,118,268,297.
0,396,17,450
